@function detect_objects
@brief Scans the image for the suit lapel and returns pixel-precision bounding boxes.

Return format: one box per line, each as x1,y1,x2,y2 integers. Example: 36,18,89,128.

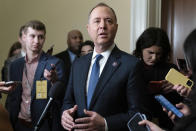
16,58,25,94
31,53,48,99
65,50,71,64
78,54,92,109
89,47,121,109
18,58,25,81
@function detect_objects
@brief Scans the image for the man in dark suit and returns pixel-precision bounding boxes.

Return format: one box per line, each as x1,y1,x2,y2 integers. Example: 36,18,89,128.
61,3,147,131
54,29,83,76
6,20,67,131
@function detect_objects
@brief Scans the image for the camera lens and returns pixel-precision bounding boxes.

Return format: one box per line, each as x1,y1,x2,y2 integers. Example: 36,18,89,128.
186,80,192,86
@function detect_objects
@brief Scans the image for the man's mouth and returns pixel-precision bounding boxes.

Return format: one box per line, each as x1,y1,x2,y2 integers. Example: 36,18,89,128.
99,32,107,37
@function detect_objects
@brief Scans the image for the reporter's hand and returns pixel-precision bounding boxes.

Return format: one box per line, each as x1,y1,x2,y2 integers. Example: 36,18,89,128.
0,81,16,93
74,109,105,131
161,80,174,94
163,102,190,123
138,120,165,131
61,105,78,131
173,84,191,97
176,103,190,116
44,64,58,83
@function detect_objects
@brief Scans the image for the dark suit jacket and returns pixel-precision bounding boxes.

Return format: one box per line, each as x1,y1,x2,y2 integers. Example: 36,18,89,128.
54,49,71,78
6,52,68,131
62,46,148,131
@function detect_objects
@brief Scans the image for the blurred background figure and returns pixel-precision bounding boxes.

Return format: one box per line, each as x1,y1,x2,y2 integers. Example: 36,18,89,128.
80,40,94,56
1,41,22,81
7,41,22,58
55,29,83,64
55,29,83,77
14,25,26,58
133,27,183,129
1,25,26,82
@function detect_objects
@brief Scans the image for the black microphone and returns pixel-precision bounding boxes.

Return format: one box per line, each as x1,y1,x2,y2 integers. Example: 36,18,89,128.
34,81,64,131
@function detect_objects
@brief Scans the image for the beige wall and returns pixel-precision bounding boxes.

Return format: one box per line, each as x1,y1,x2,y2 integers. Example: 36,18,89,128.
0,0,131,80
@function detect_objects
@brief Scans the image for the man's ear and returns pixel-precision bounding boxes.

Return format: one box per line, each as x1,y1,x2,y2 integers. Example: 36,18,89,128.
116,23,118,30
86,24,90,34
18,37,22,43
23,34,27,40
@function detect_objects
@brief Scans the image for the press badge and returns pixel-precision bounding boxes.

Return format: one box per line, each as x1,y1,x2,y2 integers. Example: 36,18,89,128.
36,80,47,99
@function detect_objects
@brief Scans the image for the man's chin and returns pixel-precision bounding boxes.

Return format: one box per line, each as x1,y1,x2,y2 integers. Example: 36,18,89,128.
97,40,113,45
32,49,41,54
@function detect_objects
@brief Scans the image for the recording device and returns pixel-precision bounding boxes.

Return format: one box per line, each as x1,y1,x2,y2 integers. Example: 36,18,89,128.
127,112,150,131
50,64,56,71
45,64,56,73
165,68,194,89
46,44,54,55
176,58,188,73
34,81,64,131
155,95,184,118
148,81,163,93
4,81,22,87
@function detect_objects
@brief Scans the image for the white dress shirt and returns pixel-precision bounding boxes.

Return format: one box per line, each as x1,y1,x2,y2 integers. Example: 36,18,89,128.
86,44,115,93
86,44,115,131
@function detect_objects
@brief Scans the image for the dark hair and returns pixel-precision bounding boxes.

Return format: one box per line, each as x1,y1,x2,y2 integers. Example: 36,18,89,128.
79,40,94,52
173,29,196,131
88,2,117,23
19,25,25,38
8,41,21,58
133,27,171,62
23,20,46,35
183,29,196,76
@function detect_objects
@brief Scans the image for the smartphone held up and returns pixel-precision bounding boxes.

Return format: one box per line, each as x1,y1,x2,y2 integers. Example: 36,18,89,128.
4,81,22,87
165,68,194,89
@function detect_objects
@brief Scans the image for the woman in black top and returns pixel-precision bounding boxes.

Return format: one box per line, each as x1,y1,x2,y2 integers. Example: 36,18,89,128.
133,27,183,129
138,28,196,131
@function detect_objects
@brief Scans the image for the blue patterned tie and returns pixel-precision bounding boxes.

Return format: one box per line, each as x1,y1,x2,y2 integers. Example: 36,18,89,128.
87,54,103,109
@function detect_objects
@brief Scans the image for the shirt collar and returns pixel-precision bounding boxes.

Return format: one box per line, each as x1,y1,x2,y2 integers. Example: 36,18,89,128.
21,50,26,57
68,49,77,63
92,43,115,60
25,51,42,64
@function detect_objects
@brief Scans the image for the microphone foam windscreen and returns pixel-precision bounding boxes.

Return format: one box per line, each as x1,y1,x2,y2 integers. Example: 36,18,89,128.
49,81,65,99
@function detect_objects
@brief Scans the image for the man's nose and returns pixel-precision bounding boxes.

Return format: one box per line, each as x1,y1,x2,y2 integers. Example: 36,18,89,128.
99,20,106,29
34,36,39,43
76,37,82,43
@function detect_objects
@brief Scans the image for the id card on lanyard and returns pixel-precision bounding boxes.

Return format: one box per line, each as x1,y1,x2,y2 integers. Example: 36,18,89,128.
36,80,47,99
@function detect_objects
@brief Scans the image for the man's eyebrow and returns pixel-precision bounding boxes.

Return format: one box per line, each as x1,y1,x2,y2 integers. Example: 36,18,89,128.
92,17,100,20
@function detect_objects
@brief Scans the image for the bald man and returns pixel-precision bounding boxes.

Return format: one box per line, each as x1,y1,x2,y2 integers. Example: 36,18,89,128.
54,29,83,77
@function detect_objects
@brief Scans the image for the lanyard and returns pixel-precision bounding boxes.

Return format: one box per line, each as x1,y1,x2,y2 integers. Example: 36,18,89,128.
24,64,32,89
